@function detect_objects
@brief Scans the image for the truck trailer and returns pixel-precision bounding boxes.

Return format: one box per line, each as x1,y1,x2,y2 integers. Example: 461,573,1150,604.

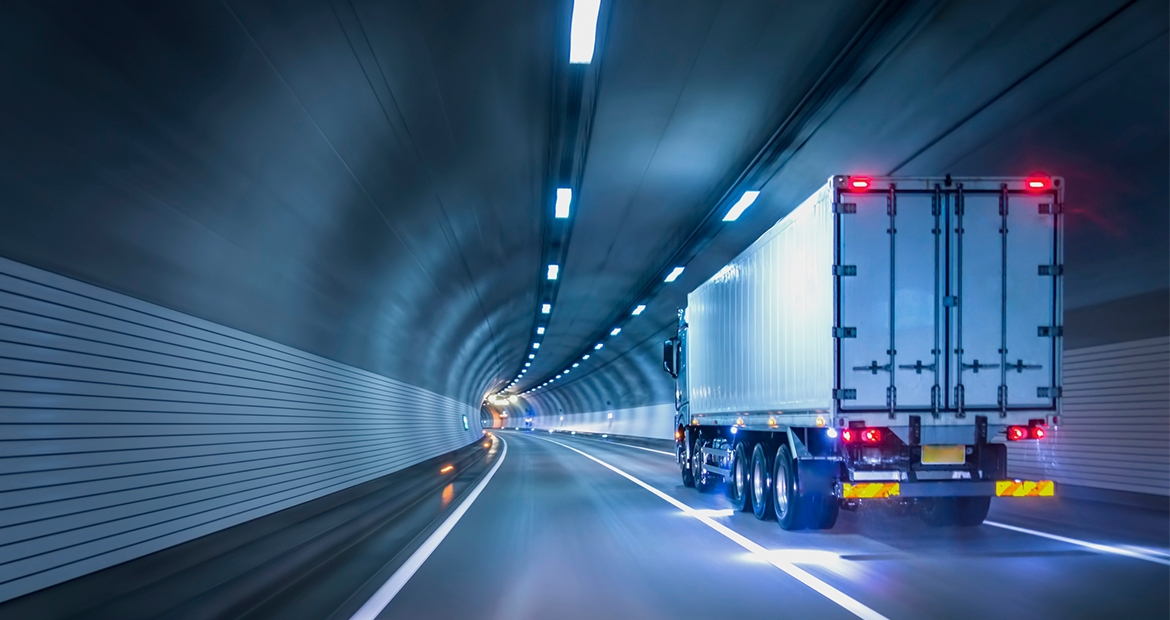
662,175,1061,529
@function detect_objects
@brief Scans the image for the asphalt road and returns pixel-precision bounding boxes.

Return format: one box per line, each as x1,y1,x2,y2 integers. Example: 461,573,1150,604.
376,430,1169,620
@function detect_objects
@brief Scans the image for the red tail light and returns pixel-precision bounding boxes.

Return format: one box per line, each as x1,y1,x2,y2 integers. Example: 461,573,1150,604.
1030,426,1046,440
841,429,855,443
861,428,882,443
1006,426,1028,441
850,177,871,189
1025,177,1049,190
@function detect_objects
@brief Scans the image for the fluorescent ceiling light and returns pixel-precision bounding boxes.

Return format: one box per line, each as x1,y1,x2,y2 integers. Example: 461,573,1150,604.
610,327,621,336
541,303,552,314
532,343,540,349
547,264,559,280
664,267,685,283
722,190,761,222
582,354,590,360
555,188,572,218
569,0,602,64
572,363,579,368
631,304,646,316
537,326,545,334
529,354,535,359
525,362,531,367
594,343,604,350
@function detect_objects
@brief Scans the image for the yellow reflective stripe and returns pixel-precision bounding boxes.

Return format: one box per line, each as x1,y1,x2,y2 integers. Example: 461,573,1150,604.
996,480,1056,497
842,482,900,498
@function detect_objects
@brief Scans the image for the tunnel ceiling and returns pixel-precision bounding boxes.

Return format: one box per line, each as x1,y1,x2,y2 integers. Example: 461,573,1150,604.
1,0,1166,411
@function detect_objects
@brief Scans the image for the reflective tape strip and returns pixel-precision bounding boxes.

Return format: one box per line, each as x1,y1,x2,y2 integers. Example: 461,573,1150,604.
996,480,1055,497
842,482,900,498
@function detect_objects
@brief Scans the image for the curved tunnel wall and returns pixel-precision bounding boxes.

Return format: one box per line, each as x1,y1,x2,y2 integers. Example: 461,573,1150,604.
0,256,482,603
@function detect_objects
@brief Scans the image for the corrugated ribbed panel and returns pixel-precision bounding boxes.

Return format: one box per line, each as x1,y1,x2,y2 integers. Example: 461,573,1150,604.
687,185,834,414
0,256,482,602
1008,336,1168,496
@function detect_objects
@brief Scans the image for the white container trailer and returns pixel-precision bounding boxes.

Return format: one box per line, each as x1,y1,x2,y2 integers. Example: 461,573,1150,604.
663,175,1061,530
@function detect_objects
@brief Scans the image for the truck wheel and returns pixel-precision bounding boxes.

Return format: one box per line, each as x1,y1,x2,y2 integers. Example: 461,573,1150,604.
728,442,753,512
692,435,714,493
772,445,804,530
750,443,775,520
919,497,988,527
681,430,696,488
804,495,839,530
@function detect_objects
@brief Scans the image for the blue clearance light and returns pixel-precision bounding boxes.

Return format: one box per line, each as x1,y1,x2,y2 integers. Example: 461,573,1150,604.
547,264,559,280
632,304,646,316
568,0,602,64
664,267,685,283
541,303,552,314
826,428,838,439
555,188,572,218
722,190,761,222
610,327,621,336
730,426,738,435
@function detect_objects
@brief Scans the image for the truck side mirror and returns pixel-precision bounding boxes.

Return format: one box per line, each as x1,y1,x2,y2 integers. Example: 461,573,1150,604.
663,339,677,377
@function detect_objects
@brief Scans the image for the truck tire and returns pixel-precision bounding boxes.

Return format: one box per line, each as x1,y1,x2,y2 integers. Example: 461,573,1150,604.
692,435,715,493
772,445,804,530
750,443,775,521
728,442,752,512
803,495,839,530
919,496,990,527
681,430,696,488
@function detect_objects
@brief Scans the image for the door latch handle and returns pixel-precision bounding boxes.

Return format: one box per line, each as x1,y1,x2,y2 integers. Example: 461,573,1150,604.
898,360,937,374
960,359,999,373
1004,359,1042,373
853,360,891,374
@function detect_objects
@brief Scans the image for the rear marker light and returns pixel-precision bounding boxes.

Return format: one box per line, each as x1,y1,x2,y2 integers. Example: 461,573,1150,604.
1026,177,1049,189
1006,426,1028,441
850,178,871,189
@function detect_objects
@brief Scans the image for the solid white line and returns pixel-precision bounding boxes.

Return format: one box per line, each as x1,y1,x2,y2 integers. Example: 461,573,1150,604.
537,437,889,620
607,441,676,456
348,437,509,620
985,521,1170,566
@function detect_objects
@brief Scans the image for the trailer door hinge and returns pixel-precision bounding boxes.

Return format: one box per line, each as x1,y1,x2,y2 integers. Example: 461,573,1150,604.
833,202,857,214
1037,387,1062,398
1039,203,1062,215
1038,326,1064,337
834,389,857,400
833,327,857,338
1038,264,1064,276
832,264,857,276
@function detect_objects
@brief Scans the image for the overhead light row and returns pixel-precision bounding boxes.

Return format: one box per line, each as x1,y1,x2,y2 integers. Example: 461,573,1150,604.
519,189,763,397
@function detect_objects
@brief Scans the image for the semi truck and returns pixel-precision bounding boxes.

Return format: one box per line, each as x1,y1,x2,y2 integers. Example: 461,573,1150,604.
662,175,1061,530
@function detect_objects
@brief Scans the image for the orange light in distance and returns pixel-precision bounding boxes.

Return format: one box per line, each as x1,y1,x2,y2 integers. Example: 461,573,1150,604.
440,465,455,474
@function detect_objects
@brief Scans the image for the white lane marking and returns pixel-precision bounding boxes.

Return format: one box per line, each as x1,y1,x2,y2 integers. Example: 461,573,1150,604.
349,437,509,620
985,521,1170,567
607,441,675,456
537,437,889,620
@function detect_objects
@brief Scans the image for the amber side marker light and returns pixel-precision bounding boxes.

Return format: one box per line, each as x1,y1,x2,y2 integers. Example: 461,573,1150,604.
440,465,455,474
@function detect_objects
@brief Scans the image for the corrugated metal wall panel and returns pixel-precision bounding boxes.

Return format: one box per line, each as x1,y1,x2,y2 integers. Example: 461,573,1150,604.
0,257,482,602
1008,336,1169,496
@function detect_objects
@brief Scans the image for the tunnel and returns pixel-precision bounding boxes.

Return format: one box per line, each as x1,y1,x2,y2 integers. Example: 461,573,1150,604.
0,1,1167,618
